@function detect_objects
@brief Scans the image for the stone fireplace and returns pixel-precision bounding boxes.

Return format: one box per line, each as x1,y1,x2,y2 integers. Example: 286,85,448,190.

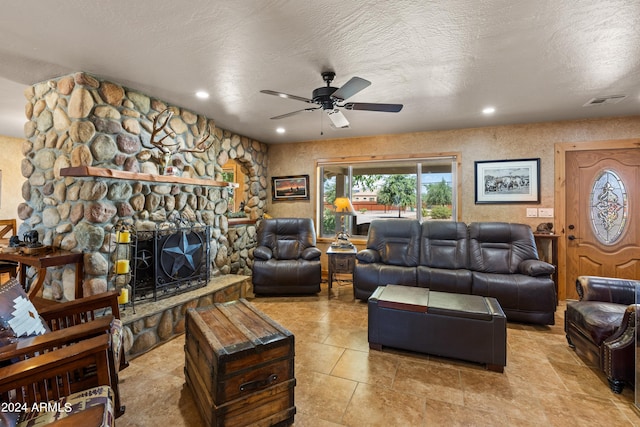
18,72,268,303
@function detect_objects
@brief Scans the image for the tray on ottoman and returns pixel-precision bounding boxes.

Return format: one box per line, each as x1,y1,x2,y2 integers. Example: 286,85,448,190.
368,285,507,372
185,299,295,427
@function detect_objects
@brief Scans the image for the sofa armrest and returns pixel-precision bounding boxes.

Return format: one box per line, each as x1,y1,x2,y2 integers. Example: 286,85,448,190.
604,303,637,347
253,245,273,260
356,249,381,264
518,259,555,277
576,276,638,304
301,247,321,260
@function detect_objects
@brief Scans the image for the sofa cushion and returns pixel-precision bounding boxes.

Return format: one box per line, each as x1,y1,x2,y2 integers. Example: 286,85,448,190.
471,271,556,324
469,222,539,274
416,266,472,294
365,219,420,267
353,263,417,300
419,221,469,269
565,300,626,345
18,385,114,427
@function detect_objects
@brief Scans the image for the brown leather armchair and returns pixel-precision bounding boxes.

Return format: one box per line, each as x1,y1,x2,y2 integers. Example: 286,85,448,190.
252,218,322,295
565,276,639,393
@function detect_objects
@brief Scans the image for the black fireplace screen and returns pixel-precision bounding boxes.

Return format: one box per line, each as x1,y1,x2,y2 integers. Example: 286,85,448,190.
133,223,210,302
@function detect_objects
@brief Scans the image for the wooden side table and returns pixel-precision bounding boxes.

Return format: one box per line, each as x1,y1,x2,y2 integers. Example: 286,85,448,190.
326,246,357,299
533,233,559,297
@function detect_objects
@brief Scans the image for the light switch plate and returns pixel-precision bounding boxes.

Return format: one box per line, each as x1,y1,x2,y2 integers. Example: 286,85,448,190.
526,208,538,217
538,208,554,218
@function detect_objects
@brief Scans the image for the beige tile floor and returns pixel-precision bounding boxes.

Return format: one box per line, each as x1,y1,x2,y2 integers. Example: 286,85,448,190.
118,282,639,426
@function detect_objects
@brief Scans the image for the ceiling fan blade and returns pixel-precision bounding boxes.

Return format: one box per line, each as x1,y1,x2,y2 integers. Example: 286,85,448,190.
326,109,350,129
343,102,403,113
260,90,313,104
270,107,320,120
331,77,371,101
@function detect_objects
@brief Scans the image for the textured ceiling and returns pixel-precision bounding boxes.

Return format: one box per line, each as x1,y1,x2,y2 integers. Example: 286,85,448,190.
0,0,638,144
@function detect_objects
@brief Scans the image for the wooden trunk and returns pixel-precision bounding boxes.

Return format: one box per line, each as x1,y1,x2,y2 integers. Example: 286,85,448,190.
184,299,295,427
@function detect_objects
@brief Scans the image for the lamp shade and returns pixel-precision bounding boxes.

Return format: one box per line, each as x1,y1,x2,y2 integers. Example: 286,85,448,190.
334,197,355,214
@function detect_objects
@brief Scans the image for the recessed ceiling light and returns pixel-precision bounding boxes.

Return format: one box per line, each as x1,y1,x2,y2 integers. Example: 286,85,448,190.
482,106,495,115
195,91,210,99
276,127,286,134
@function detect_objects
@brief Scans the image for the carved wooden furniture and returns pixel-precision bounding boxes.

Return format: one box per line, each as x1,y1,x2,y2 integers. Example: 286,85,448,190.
0,289,127,417
0,218,18,279
326,246,356,299
0,334,115,426
185,299,296,426
0,249,84,300
368,285,507,372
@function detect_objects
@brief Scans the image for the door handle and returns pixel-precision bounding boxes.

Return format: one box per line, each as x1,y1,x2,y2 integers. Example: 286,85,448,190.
567,235,581,241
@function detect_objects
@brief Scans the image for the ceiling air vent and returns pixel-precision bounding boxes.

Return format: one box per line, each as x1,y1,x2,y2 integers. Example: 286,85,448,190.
583,95,627,107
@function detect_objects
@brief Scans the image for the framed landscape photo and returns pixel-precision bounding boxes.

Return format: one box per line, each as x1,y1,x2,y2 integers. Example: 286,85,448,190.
475,158,540,204
271,174,310,201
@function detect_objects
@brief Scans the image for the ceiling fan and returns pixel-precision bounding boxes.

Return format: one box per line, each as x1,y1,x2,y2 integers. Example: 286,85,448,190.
260,71,403,129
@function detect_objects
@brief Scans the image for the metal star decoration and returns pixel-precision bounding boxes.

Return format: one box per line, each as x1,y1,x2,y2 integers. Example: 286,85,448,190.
162,232,202,277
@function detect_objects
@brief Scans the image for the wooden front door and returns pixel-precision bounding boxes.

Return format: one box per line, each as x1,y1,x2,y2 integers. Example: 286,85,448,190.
564,148,640,299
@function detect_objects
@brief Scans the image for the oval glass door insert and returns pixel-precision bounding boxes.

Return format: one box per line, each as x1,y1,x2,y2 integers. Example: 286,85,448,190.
590,169,628,245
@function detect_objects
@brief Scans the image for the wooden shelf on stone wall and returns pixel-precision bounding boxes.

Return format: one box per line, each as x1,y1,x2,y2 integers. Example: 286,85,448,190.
60,166,229,187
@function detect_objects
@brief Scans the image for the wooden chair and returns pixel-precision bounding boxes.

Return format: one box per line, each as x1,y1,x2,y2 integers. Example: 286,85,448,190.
0,290,127,417
0,218,18,280
0,218,16,241
0,334,114,426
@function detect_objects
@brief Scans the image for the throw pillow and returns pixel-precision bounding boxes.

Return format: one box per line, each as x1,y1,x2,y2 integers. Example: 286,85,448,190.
0,278,48,339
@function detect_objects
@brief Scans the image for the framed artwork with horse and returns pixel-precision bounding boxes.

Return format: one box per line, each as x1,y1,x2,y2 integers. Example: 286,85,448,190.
475,158,540,204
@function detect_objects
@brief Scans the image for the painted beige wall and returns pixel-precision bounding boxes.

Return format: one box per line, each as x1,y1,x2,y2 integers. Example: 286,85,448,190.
267,116,640,230
0,135,25,229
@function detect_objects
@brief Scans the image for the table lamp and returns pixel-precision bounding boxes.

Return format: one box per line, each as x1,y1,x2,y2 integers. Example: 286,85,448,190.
333,197,355,248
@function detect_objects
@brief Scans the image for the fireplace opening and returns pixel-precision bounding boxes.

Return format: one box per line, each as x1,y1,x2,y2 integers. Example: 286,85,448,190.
131,220,211,302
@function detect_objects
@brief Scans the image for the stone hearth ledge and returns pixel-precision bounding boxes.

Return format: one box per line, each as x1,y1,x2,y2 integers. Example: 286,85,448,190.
120,275,252,358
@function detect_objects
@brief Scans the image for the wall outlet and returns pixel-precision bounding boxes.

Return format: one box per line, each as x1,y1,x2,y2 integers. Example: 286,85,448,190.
538,208,554,218
526,208,538,217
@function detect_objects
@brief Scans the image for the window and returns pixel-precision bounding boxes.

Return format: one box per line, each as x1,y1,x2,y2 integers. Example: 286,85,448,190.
222,160,248,217
317,155,458,238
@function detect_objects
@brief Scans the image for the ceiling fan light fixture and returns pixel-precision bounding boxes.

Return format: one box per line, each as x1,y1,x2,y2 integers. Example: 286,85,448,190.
276,127,286,134
260,72,403,129
326,109,350,129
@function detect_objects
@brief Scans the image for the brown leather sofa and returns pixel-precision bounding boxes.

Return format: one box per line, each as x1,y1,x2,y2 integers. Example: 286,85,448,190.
565,276,638,393
252,218,322,295
354,219,557,325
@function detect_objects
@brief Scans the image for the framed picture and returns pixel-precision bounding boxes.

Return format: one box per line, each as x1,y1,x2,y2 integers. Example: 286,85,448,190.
271,174,310,201
475,158,540,204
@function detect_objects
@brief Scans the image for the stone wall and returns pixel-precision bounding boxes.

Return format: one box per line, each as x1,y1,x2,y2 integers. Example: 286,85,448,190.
19,72,267,300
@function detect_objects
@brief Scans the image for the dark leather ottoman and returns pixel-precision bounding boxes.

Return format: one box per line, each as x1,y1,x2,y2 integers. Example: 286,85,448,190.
368,285,507,372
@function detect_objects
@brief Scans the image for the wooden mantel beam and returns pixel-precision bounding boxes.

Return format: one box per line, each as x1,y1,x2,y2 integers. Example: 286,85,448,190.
60,166,229,188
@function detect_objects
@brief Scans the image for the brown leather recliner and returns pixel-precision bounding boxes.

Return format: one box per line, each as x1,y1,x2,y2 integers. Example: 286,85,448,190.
565,276,639,393
252,218,322,295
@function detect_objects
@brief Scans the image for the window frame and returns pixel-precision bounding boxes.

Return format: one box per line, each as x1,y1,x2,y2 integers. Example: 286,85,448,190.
315,152,461,241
